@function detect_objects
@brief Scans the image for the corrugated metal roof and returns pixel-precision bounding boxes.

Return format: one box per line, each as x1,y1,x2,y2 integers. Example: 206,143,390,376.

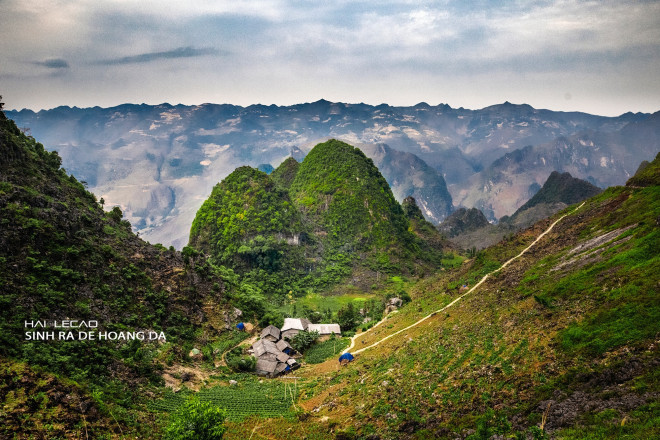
308,323,341,335
281,318,309,332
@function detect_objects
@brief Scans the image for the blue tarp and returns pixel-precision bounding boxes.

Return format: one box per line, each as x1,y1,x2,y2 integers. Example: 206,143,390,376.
338,352,354,362
236,322,245,331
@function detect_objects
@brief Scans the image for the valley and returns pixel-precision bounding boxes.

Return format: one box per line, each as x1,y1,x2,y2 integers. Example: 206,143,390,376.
1,103,658,439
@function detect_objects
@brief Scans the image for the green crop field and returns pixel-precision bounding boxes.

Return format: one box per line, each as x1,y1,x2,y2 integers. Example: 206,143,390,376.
284,292,377,315
304,337,351,364
149,381,300,421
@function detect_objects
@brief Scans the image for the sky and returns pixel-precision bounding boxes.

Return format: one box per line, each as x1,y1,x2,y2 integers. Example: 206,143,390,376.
1,0,659,116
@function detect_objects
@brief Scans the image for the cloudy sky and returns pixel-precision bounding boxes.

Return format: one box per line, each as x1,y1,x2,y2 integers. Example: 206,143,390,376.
1,0,659,116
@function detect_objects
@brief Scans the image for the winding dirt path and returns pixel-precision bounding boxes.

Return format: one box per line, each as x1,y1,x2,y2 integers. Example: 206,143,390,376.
343,202,585,356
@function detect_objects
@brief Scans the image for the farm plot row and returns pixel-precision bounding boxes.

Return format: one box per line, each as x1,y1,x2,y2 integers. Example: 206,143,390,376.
149,382,299,421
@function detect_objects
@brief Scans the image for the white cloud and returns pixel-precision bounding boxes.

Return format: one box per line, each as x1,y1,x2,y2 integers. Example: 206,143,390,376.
1,0,659,115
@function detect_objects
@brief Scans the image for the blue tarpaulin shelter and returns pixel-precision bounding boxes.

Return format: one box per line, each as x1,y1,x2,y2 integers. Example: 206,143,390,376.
236,322,245,331
338,353,354,363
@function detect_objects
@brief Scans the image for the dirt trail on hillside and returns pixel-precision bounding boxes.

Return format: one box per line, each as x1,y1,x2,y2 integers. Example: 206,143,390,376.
343,202,586,356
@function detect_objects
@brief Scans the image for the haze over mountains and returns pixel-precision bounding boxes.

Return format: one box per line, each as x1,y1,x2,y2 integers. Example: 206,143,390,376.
7,100,659,248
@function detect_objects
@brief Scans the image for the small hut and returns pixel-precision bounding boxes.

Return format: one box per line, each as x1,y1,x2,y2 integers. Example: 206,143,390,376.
252,339,280,358
255,359,278,376
276,339,294,355
261,325,281,342
251,329,298,378
281,318,311,340
307,323,341,341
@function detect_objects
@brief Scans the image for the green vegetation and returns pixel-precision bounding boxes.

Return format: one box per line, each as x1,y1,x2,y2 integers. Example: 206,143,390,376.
4,102,657,440
164,396,226,440
280,161,660,439
626,151,660,187
151,380,299,421
270,156,300,190
304,336,351,364
290,330,320,352
224,346,256,372
289,140,412,255
188,139,453,325
0,107,236,438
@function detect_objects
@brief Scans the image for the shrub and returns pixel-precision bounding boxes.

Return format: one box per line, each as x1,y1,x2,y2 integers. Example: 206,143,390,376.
164,395,226,440
225,347,256,372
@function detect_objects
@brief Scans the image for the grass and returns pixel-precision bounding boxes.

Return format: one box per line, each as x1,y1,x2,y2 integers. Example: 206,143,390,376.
303,337,351,364
282,292,378,315
279,184,660,439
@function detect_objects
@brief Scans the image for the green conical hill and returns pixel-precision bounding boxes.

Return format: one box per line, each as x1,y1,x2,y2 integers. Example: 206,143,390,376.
289,139,412,253
189,140,450,294
189,166,307,272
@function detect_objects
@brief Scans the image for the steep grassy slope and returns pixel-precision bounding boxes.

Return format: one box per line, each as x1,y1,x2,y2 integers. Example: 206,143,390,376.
253,157,659,439
0,110,231,437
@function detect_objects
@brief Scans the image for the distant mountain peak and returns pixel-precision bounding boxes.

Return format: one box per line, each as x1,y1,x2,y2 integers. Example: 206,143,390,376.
513,170,602,216
438,207,490,238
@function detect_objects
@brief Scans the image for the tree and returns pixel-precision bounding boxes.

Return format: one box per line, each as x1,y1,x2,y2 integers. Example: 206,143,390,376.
290,330,319,352
337,302,360,331
164,396,226,440
109,206,123,222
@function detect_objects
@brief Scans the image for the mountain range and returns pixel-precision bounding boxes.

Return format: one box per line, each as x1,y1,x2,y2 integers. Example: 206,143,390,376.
1,102,659,438
7,101,658,248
